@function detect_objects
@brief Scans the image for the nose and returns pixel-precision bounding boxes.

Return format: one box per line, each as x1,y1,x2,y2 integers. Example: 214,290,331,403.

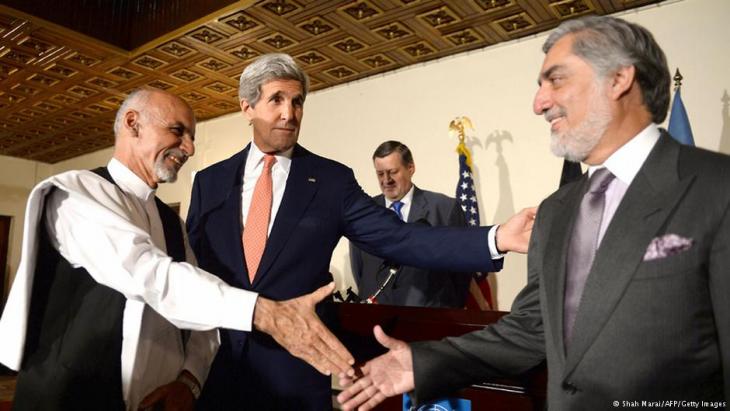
280,102,294,122
533,84,551,115
180,135,195,157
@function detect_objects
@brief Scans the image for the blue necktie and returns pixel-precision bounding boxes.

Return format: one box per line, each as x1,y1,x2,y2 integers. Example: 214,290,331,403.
391,200,404,221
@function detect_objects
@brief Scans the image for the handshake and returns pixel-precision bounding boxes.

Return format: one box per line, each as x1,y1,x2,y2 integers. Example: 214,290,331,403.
261,282,418,410
261,207,537,408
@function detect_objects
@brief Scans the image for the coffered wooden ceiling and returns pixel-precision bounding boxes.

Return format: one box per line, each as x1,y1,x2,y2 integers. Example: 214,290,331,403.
0,0,662,163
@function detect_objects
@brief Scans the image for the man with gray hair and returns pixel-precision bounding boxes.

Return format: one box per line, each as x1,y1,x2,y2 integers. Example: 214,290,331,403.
338,15,730,410
0,87,354,410
187,54,535,409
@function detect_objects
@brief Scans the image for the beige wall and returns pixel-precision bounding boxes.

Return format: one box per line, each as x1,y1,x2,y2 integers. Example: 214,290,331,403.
3,0,729,309
0,155,53,297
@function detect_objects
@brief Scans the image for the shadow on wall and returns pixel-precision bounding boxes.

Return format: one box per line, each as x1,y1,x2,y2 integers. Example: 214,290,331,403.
486,131,516,226
488,130,517,310
719,90,730,155
465,129,518,310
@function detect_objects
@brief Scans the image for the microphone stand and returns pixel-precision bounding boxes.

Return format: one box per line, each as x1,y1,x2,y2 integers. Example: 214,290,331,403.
364,264,400,304
363,217,426,304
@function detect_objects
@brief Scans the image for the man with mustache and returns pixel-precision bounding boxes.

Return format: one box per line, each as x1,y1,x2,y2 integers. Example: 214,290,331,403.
0,87,354,410
187,53,536,410
338,15,730,410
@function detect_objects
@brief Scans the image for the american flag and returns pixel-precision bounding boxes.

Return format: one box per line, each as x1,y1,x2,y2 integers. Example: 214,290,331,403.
456,153,480,227
456,142,493,310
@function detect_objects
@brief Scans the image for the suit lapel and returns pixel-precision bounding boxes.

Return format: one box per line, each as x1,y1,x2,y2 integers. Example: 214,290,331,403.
253,145,319,285
218,147,249,286
407,186,429,223
541,176,586,360
564,135,695,376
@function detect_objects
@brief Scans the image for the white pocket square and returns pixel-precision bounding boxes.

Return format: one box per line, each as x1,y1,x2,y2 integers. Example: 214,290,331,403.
643,233,694,261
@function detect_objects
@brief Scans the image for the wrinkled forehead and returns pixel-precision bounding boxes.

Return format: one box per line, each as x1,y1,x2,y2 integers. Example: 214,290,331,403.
149,94,194,124
540,36,575,73
260,78,304,96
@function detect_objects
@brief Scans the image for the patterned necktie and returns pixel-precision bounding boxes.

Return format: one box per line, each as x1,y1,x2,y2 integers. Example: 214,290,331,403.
563,168,615,346
243,154,276,283
391,200,405,221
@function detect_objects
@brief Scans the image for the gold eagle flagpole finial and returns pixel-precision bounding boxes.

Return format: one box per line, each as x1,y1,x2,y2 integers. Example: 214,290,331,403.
450,116,474,167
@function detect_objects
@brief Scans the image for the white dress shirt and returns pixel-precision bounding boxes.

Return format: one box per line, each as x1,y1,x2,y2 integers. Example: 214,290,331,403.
241,142,293,234
384,185,415,222
588,123,661,245
0,159,260,410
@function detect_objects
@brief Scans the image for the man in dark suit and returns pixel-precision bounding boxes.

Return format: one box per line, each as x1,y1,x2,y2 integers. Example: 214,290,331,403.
350,140,472,307
0,88,354,411
338,15,730,410
186,53,536,410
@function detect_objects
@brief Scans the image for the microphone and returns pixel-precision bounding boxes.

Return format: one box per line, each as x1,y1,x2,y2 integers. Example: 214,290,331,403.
363,218,431,304
363,263,400,304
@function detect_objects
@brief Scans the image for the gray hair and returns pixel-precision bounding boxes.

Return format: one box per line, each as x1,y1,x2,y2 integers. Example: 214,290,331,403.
113,87,155,137
238,53,309,107
543,15,670,123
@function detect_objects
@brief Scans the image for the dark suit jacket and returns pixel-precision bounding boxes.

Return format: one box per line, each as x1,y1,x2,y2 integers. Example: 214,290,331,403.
412,133,730,409
349,186,473,307
186,144,500,409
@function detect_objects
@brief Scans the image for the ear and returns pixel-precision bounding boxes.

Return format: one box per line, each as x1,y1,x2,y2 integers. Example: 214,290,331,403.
607,65,636,100
124,110,140,137
407,162,415,177
240,99,254,121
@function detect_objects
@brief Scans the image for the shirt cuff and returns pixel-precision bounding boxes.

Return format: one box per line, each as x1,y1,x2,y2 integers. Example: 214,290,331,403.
488,225,504,260
219,288,259,332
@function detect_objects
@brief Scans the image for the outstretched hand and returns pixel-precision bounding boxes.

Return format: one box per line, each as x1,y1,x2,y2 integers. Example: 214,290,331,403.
337,325,414,411
496,206,537,254
253,282,354,376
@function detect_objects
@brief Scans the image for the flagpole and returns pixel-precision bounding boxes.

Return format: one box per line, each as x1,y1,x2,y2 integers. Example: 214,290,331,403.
450,116,493,310
673,68,683,91
668,67,695,146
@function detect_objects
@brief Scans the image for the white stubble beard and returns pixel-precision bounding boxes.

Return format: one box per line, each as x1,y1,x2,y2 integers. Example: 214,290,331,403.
154,148,185,183
549,82,612,163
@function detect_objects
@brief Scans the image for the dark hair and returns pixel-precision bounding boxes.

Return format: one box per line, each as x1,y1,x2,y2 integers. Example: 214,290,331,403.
372,140,414,165
543,15,671,123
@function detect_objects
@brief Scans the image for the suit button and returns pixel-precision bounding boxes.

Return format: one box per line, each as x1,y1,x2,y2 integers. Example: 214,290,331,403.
562,381,578,394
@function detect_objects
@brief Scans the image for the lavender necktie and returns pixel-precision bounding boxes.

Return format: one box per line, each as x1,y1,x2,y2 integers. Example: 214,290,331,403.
564,168,615,346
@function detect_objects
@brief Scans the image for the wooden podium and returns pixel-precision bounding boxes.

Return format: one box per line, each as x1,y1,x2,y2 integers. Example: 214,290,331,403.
332,303,546,411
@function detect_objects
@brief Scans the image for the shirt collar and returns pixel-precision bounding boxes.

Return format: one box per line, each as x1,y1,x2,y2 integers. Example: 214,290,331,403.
588,123,661,185
108,158,156,202
246,140,293,174
384,184,415,208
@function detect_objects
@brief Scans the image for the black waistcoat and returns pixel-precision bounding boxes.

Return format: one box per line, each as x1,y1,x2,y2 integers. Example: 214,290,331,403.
13,167,186,411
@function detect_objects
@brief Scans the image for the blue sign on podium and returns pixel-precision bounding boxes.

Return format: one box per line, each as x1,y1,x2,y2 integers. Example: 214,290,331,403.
403,393,471,411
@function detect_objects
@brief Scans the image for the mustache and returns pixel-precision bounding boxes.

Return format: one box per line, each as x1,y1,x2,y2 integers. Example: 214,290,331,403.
275,119,299,129
544,107,566,123
163,148,188,165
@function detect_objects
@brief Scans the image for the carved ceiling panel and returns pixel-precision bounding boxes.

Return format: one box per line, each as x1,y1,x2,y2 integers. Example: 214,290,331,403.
0,0,661,163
